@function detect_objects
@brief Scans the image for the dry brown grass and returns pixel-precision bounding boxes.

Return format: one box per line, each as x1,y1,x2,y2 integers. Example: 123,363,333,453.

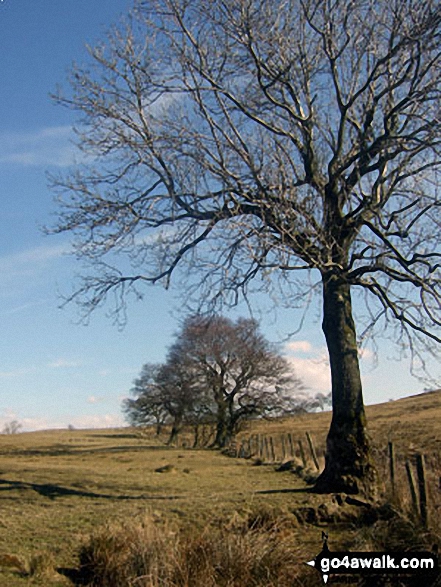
79,512,318,587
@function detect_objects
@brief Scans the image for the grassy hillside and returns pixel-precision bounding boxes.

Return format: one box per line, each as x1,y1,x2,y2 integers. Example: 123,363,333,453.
0,390,439,586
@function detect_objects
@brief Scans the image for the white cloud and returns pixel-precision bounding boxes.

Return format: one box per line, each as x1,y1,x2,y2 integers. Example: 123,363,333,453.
285,340,313,353
284,341,331,393
68,414,125,429
287,355,331,393
0,125,82,168
0,413,125,432
87,395,106,404
0,408,18,419
48,359,82,369
285,340,376,394
358,347,374,361
10,244,68,264
19,417,52,432
0,411,45,433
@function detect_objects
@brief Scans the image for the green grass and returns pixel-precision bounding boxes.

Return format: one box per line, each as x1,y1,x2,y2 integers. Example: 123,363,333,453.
0,390,440,586
0,429,320,585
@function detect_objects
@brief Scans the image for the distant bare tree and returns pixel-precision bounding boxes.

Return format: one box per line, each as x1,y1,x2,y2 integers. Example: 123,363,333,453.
294,392,332,413
124,360,202,444
124,363,170,435
2,420,22,435
51,0,441,494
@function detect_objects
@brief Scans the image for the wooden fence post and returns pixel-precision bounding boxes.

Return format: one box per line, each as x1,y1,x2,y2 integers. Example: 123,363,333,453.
247,437,252,458
298,439,307,468
281,434,287,461
306,431,320,470
287,433,294,458
259,435,264,459
269,436,276,462
388,442,396,496
264,437,270,462
405,460,418,516
248,436,254,457
416,453,429,528
238,440,245,458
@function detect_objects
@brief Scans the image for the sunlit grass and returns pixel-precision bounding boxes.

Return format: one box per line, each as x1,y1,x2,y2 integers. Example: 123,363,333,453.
0,390,439,585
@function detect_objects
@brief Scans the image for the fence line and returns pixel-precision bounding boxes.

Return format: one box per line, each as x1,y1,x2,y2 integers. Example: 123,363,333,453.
227,434,435,530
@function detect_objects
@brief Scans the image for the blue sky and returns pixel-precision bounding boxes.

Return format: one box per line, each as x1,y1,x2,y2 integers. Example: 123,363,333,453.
0,1,435,432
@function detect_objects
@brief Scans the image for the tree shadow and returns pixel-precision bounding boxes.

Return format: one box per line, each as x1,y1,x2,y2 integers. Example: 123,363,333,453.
0,478,181,501
0,444,171,458
255,487,313,494
56,567,90,586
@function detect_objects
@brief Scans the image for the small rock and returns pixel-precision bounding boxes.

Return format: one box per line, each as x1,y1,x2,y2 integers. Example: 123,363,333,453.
154,464,175,473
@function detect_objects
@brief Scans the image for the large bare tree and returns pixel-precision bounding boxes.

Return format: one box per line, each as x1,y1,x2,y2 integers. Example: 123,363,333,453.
51,0,441,494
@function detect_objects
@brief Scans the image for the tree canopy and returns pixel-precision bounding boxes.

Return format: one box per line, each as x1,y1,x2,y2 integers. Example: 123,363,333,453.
52,0,441,494
124,315,302,446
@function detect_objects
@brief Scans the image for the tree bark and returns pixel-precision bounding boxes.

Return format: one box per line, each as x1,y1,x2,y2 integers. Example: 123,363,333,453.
212,391,229,448
192,424,200,448
314,273,377,495
167,414,182,445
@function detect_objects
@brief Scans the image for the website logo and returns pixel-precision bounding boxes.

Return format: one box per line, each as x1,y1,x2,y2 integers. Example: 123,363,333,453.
306,533,438,584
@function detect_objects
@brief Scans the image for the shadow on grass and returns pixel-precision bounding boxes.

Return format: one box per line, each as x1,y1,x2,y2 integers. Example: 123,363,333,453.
255,487,313,495
0,479,181,501
0,444,173,458
87,433,140,439
56,567,90,586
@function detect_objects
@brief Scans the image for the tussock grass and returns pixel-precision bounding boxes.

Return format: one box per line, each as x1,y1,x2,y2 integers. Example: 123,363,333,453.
27,551,57,580
79,513,315,587
79,504,441,587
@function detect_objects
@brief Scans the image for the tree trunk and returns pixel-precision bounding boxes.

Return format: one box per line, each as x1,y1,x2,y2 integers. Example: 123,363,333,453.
192,424,200,448
314,274,377,496
167,414,182,445
212,393,228,448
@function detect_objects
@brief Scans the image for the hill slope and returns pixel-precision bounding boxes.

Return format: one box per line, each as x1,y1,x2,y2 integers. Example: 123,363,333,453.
0,389,439,586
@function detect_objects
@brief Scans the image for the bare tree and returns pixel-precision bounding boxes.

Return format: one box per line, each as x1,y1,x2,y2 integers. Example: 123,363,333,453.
51,0,441,494
168,315,300,447
292,391,332,413
123,363,169,434
2,420,22,435
124,316,299,447
160,350,220,445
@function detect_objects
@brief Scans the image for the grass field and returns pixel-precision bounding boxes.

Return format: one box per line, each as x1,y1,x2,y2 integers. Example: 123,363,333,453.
0,390,440,586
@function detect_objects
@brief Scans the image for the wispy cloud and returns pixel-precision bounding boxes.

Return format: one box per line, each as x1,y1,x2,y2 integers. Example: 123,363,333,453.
0,300,49,316
48,358,83,369
0,243,67,267
285,340,313,353
0,367,36,379
87,395,106,404
0,413,125,432
0,243,68,285
66,414,125,429
0,125,81,167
